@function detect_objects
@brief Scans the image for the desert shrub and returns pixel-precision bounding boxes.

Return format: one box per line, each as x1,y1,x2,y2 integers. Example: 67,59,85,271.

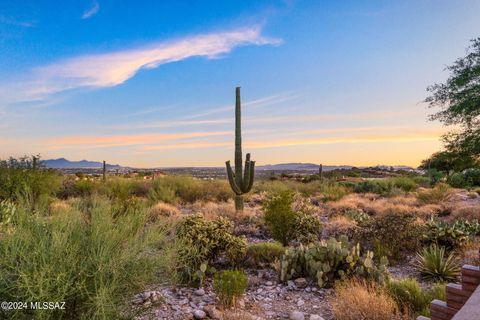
264,191,321,246
386,278,445,316
72,179,97,197
414,244,461,282
279,236,388,287
390,177,418,192
148,201,180,221
447,172,467,188
0,199,172,320
423,218,480,248
318,182,350,202
254,180,291,195
354,180,390,195
176,215,247,284
0,200,16,231
0,157,61,206
412,176,432,188
148,181,177,204
344,208,371,224
356,212,422,261
464,168,480,187
323,216,358,240
245,242,285,267
417,183,451,204
458,240,480,265
330,280,409,320
213,270,248,309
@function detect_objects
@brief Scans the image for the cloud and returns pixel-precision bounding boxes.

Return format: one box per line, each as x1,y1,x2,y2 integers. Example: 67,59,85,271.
1,27,280,103
82,1,100,19
0,14,34,27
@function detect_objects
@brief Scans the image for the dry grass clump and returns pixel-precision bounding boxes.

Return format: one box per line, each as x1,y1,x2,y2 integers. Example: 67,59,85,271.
447,203,480,221
148,202,180,221
416,183,452,204
327,193,442,219
49,199,72,214
458,240,480,265
330,280,410,320
323,216,358,239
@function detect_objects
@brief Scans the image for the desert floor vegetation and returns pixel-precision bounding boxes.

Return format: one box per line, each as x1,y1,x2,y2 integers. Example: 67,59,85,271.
1,158,480,319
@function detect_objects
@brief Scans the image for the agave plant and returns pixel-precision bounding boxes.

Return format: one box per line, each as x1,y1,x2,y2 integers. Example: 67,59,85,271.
414,244,460,282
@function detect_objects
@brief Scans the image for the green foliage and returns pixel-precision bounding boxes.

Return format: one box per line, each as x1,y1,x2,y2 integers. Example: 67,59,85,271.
420,151,479,175
0,200,16,229
423,218,480,248
417,183,451,204
464,168,480,186
414,244,461,282
357,212,421,261
354,177,418,196
447,172,467,188
0,198,172,320
318,182,350,202
386,278,445,316
425,37,480,158
264,191,321,246
245,242,285,267
0,156,61,206
176,215,247,284
279,236,389,287
213,270,248,309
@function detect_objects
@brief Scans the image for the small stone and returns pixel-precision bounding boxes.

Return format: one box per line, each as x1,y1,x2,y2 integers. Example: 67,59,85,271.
143,300,152,307
257,288,264,294
309,315,325,320
266,281,274,286
294,278,308,289
178,298,189,305
305,287,312,292
297,299,305,307
289,311,305,320
265,311,277,317
204,305,222,319
193,309,206,319
194,288,205,296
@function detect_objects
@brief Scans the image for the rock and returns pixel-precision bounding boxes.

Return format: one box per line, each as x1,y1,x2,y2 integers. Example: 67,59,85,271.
194,288,205,296
289,311,305,320
309,315,324,320
294,278,308,289
305,287,311,292
265,311,277,317
193,309,206,319
204,305,222,319
297,299,305,307
265,281,274,286
143,300,152,307
178,298,189,305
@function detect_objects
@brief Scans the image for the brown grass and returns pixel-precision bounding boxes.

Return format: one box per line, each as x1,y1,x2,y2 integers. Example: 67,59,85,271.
148,202,180,221
458,239,480,266
323,216,358,239
446,203,480,221
330,280,410,320
327,193,442,219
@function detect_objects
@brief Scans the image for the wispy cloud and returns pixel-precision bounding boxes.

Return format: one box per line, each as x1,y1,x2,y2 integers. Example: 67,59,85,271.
0,14,34,27
1,27,280,103
82,1,100,19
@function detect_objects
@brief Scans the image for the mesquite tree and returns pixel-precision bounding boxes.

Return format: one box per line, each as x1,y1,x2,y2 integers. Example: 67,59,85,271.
225,87,255,211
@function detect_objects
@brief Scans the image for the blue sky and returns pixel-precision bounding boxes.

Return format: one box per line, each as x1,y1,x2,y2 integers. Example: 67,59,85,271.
1,0,479,167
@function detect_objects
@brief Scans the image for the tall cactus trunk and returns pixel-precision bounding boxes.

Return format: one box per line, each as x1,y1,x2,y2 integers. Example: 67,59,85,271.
225,87,255,212
102,161,106,181
319,163,323,181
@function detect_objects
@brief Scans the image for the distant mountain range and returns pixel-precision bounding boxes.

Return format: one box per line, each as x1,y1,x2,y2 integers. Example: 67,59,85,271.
43,158,122,169
42,158,415,171
256,163,352,171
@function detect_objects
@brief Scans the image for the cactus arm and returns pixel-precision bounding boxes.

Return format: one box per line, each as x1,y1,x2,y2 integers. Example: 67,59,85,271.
245,161,255,192
242,154,251,193
226,161,242,195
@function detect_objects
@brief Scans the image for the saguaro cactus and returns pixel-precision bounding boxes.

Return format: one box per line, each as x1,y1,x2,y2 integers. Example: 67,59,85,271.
102,161,106,181
226,87,255,211
319,164,323,181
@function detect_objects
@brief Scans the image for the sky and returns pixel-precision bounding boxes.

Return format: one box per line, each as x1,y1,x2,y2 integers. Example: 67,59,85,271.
0,1,479,168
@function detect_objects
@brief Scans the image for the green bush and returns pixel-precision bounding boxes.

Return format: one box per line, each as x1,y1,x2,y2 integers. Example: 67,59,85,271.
264,191,321,246
356,212,422,261
245,242,285,267
319,182,350,202
447,172,467,188
213,270,248,309
386,278,445,316
414,244,461,282
0,156,61,206
176,215,247,284
0,198,173,320
279,236,389,287
464,168,480,187
354,180,389,194
390,177,418,192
